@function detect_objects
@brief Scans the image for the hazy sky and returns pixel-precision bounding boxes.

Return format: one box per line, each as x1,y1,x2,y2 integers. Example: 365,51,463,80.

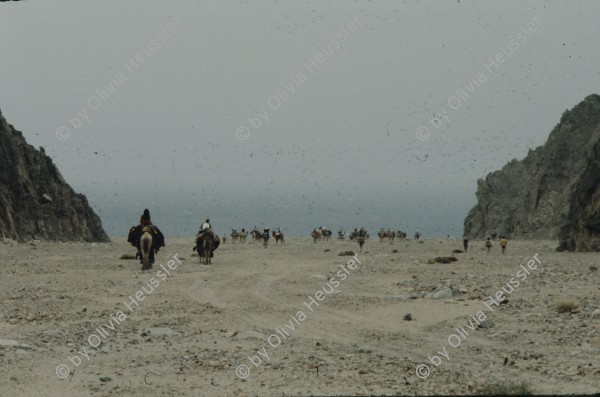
2,0,600,235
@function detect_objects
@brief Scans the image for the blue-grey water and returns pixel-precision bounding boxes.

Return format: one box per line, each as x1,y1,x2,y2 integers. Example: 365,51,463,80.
89,188,475,239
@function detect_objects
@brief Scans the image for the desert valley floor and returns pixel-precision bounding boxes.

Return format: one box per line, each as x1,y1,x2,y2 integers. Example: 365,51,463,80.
0,236,598,396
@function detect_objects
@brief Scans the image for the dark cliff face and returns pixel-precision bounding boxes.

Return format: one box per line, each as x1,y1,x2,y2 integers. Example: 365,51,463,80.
463,94,600,251
0,108,109,242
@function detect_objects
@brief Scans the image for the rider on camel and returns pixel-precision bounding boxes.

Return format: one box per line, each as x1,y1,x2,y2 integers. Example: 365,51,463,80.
140,209,152,226
195,218,219,257
127,209,165,264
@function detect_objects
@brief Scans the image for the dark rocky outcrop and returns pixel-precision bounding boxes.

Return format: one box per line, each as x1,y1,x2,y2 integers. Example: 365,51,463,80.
463,94,600,251
0,108,109,242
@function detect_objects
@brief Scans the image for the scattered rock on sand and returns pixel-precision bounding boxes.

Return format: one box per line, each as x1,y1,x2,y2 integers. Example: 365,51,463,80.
148,327,177,337
479,319,494,329
434,256,458,264
0,339,34,350
233,331,265,341
433,288,458,299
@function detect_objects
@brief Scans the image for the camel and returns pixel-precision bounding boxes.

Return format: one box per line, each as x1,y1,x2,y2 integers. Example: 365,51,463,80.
140,227,153,270
358,236,365,252
272,230,285,245
251,227,261,242
231,229,239,243
261,229,270,248
386,229,396,242
128,224,164,270
338,227,345,240
196,229,216,264
239,229,247,243
357,229,367,253
311,229,321,243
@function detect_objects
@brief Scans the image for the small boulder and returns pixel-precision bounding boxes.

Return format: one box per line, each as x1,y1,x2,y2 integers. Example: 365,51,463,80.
433,288,456,299
234,331,266,341
147,327,177,337
478,319,494,329
439,256,458,263
0,339,34,350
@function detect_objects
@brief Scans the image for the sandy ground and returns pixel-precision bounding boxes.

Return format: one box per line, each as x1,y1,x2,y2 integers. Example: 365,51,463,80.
0,235,598,396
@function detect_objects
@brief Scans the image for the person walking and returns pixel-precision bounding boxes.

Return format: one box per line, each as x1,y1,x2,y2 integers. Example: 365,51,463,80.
500,236,508,254
463,237,469,252
485,237,492,253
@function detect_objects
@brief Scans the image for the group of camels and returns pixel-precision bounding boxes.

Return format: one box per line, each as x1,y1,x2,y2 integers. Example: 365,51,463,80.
376,228,415,242
229,227,285,247
129,221,423,270
127,223,219,268
310,227,370,252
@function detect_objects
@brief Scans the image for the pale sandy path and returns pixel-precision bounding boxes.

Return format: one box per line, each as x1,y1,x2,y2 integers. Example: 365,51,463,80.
0,236,598,396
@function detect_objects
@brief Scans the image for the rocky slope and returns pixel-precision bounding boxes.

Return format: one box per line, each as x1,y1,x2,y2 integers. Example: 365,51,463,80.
0,108,109,242
463,94,600,251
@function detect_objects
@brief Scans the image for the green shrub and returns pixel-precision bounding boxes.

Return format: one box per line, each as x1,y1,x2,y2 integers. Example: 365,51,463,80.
556,299,579,313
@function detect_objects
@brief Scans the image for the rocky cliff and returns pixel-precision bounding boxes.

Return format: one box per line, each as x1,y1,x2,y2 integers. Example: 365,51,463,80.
463,94,600,251
0,108,109,242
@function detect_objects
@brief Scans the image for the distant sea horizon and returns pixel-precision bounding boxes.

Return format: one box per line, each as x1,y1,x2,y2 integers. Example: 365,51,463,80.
89,189,476,239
